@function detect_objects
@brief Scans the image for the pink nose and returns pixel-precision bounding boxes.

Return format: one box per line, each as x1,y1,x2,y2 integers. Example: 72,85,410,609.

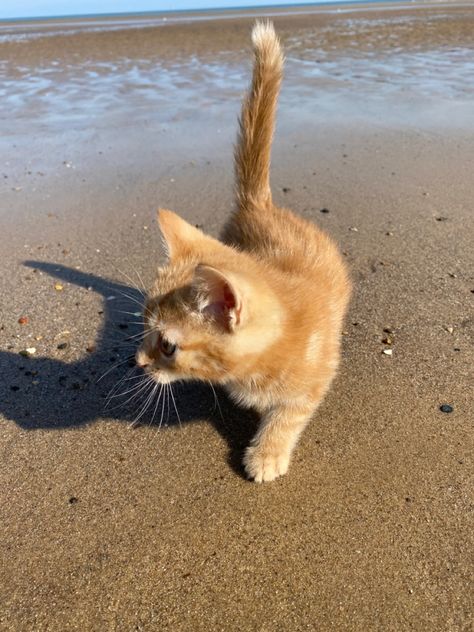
135,350,151,369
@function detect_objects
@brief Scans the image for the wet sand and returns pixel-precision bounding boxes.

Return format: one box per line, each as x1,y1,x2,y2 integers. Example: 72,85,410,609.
1,3,473,631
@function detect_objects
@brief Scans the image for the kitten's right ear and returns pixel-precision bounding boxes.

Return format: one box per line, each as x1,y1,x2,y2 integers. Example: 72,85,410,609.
193,265,243,332
157,209,203,259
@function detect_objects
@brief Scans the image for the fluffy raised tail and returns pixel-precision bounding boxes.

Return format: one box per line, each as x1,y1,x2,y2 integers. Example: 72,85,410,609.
234,21,284,209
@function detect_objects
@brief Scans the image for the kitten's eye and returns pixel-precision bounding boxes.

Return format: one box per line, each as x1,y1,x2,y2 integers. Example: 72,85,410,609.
159,337,177,357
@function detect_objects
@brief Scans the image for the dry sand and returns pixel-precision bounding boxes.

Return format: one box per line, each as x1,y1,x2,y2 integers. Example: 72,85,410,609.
0,3,473,631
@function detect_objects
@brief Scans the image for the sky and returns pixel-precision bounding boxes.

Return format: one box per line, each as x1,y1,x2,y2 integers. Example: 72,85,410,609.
0,0,353,20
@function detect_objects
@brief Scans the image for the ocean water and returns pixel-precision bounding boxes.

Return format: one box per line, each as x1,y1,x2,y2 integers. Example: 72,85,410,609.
0,0,422,29
1,2,474,137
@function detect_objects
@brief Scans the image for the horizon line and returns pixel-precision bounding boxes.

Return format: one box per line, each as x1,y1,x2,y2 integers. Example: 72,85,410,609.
0,0,403,23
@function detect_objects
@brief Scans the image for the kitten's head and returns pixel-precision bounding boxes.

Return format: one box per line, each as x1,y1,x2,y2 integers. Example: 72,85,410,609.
135,210,281,385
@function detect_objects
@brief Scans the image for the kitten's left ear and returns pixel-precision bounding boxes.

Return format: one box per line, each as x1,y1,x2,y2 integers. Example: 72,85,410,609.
193,265,243,332
157,208,204,259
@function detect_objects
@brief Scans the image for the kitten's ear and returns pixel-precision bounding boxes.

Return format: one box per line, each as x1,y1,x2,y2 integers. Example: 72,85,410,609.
157,209,203,259
193,265,243,332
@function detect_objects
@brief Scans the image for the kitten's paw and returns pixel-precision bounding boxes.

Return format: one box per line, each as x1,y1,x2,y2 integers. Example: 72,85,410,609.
243,446,290,483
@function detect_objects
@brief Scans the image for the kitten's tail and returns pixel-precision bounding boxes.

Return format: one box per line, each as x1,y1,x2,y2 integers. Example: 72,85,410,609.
234,21,284,209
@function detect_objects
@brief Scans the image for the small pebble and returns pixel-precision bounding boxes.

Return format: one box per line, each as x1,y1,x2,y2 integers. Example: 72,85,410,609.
349,226,358,232
383,327,394,334
440,404,453,413
18,316,29,325
68,496,78,504
86,345,96,353
445,326,454,334
382,349,393,356
382,336,393,345
320,208,330,214
19,347,36,357
435,216,448,222
10,385,20,392
57,342,68,350
386,231,393,236
282,187,291,193
54,283,64,291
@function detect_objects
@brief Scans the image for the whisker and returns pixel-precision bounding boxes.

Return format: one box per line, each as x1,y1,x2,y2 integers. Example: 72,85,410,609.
110,375,153,413
104,372,146,403
106,379,152,413
105,375,149,410
161,384,168,430
130,265,146,297
208,380,225,424
169,383,182,428
111,309,144,318
96,356,135,383
106,379,148,401
103,365,136,399
117,321,146,326
92,346,136,357
113,289,146,310
166,384,170,427
109,263,145,296
122,329,157,342
95,241,146,295
131,381,159,427
149,384,164,428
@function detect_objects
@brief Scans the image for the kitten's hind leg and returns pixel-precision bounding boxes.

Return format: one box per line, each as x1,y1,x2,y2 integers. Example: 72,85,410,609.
243,402,315,483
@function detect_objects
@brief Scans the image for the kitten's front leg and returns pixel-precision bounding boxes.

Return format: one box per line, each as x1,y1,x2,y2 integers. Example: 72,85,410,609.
243,403,315,483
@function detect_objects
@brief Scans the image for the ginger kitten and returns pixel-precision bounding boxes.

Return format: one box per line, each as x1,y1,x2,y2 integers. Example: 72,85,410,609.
136,21,351,482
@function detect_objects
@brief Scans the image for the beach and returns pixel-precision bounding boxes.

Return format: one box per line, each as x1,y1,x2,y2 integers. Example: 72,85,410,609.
1,2,473,630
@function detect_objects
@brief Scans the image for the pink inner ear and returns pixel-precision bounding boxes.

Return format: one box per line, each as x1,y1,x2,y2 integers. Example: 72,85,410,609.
205,281,238,323
223,284,237,310
195,266,242,330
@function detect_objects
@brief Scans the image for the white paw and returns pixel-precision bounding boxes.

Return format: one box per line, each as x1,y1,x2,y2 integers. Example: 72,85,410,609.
243,446,290,483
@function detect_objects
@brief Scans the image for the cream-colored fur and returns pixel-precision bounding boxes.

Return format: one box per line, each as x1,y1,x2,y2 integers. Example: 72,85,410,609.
136,21,351,482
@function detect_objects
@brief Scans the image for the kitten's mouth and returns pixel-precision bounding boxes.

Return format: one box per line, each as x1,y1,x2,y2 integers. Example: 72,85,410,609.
147,369,173,385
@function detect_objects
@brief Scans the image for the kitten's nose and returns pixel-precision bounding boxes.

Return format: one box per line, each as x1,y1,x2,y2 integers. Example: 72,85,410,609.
135,349,151,369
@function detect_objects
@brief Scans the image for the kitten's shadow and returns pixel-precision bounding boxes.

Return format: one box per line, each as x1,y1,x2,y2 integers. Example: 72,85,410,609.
1,261,257,478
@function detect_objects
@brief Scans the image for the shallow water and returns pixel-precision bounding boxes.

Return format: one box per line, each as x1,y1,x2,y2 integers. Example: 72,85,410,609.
1,4,474,136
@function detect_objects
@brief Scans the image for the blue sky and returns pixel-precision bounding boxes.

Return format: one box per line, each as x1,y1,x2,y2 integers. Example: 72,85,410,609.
0,0,352,20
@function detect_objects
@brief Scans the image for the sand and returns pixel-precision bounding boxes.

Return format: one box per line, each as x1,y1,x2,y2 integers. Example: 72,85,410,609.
1,3,473,631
